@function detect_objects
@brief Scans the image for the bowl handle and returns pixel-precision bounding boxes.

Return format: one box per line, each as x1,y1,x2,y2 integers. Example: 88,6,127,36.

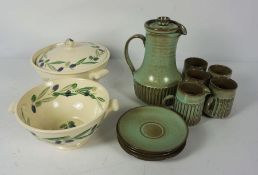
103,99,119,119
8,101,17,114
89,69,109,80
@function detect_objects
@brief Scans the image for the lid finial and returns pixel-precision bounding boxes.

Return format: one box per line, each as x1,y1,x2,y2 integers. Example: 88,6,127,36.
157,16,171,26
65,38,75,47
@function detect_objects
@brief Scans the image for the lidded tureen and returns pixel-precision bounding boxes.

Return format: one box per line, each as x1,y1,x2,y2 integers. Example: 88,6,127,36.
31,38,110,81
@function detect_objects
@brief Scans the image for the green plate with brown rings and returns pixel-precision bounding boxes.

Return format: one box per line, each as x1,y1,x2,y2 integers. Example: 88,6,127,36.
117,132,186,155
117,134,186,160
116,106,188,158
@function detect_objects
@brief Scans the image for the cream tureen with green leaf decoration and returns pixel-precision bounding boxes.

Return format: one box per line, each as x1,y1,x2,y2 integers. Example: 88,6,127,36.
31,39,110,81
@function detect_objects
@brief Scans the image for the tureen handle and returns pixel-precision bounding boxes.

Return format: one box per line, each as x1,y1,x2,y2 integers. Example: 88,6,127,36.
89,69,109,80
8,101,17,114
103,99,119,119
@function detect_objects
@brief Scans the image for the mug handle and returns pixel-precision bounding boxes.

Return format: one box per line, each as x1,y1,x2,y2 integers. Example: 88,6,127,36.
124,34,146,74
204,95,214,113
204,86,211,95
162,95,175,109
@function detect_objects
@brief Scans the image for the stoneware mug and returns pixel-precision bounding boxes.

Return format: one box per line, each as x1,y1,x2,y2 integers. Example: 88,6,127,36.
208,64,232,78
203,77,238,118
163,82,209,126
184,69,211,86
182,57,208,76
184,69,211,94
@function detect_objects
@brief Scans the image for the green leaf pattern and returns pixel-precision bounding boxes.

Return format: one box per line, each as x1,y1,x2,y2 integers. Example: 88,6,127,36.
36,44,106,72
40,124,98,144
31,83,105,113
31,95,36,102
76,58,87,65
49,61,66,64
59,121,76,129
38,87,50,99
21,108,31,126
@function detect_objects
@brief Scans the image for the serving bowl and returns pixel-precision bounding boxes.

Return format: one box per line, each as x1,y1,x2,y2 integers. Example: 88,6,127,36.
31,39,110,81
9,78,119,150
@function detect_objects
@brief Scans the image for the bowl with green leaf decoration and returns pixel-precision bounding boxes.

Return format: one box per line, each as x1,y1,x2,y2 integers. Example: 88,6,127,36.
9,78,119,150
31,38,110,81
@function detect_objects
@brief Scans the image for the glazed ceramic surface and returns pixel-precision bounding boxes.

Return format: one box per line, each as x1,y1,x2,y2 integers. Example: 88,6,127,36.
124,16,187,105
204,77,237,118
163,82,209,126
182,57,208,76
184,69,211,93
184,69,211,86
9,78,119,149
208,64,232,78
117,134,186,161
117,106,188,154
31,39,110,81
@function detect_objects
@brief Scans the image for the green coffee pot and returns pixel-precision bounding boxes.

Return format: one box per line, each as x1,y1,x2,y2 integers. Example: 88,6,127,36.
124,16,187,105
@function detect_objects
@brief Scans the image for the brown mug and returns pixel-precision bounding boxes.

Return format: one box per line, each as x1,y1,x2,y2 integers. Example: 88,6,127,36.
203,77,238,118
182,57,208,76
208,64,232,78
163,82,209,126
184,69,211,86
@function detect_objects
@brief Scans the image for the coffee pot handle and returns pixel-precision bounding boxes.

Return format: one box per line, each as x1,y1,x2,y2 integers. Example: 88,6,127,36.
124,34,146,74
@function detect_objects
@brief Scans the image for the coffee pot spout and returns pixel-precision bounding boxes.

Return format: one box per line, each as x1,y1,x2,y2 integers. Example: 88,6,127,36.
178,23,187,35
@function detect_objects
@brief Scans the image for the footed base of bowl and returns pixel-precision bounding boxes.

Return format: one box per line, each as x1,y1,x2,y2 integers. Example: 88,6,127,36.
55,139,89,150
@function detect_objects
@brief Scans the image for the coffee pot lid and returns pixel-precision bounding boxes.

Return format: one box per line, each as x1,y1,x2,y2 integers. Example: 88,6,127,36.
145,16,187,35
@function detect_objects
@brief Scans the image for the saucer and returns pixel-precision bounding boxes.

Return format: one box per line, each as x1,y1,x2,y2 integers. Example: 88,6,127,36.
116,106,188,160
117,134,186,161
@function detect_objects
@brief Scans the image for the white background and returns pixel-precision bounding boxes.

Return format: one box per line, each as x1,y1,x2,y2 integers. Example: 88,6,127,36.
1,0,257,62
1,0,258,175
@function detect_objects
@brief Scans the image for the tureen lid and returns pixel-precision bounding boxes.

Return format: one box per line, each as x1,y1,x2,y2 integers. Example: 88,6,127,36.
145,16,187,35
34,39,110,74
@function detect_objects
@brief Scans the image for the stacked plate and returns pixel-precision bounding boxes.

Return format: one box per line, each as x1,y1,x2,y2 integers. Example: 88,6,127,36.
116,106,188,161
